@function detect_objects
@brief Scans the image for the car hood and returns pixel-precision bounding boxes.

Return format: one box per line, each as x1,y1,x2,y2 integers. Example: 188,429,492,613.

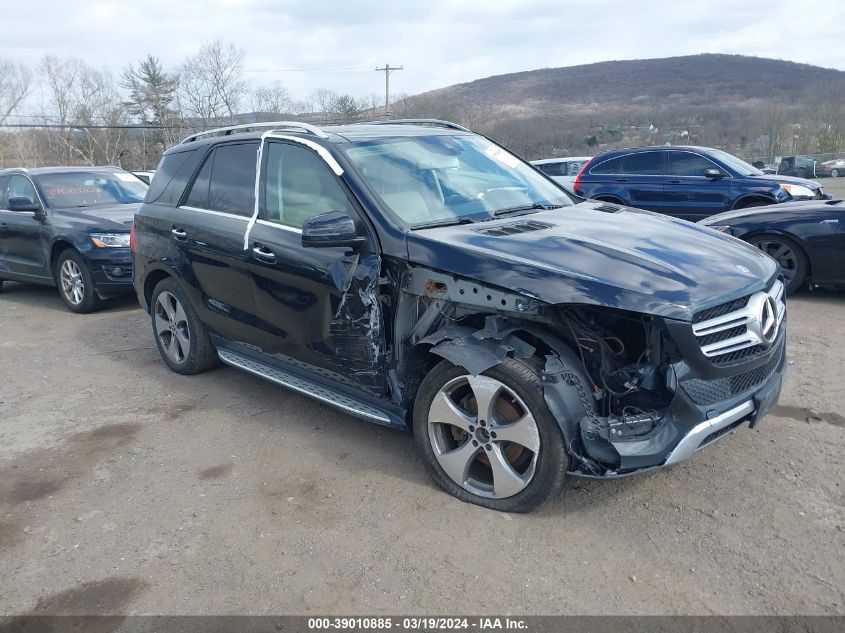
406,202,778,321
701,199,842,224
53,203,139,231
745,174,822,189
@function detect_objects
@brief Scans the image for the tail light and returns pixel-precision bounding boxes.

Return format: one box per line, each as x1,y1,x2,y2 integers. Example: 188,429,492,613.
573,158,594,196
129,223,137,253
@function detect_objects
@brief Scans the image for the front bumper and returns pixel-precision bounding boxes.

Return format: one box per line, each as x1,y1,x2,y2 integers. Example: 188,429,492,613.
574,329,786,478
87,250,134,297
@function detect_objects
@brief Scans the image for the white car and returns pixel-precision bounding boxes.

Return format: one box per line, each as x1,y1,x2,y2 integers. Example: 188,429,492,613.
132,170,156,185
531,157,592,190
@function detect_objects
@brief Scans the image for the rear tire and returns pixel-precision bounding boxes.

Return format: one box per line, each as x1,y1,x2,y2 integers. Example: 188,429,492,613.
748,234,808,294
831,168,840,178
55,250,102,313
150,278,218,375
413,358,569,513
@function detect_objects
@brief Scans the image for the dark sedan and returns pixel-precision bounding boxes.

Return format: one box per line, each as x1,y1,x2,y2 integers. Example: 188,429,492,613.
699,199,845,293
0,166,145,312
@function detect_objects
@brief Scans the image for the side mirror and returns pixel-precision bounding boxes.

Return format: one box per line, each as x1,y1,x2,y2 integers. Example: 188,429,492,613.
301,211,364,248
704,168,725,180
8,196,41,212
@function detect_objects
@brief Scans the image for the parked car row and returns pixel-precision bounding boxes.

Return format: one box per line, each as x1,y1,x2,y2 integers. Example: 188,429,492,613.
0,120,796,513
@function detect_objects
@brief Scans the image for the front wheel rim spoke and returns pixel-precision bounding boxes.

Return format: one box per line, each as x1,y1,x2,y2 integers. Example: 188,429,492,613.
465,375,502,423
488,444,528,498
493,413,540,452
436,440,479,486
167,334,181,361
429,391,474,432
175,328,190,356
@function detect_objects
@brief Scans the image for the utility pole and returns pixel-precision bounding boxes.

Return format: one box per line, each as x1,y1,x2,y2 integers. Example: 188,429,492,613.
375,64,403,116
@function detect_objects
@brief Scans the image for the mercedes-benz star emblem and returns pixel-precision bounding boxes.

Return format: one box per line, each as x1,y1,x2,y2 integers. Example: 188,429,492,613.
759,295,778,344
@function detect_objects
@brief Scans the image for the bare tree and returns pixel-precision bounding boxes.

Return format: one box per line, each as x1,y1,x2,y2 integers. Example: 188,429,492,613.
0,58,31,125
180,40,247,128
250,81,292,116
40,55,130,166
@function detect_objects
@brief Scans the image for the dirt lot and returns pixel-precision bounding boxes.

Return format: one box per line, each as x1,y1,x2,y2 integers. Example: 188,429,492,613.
1,282,843,616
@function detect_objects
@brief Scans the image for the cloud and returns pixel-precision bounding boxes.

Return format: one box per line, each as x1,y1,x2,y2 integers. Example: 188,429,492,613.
3,0,843,102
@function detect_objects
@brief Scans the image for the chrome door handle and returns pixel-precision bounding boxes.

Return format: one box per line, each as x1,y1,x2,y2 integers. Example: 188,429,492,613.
171,227,187,240
252,245,276,263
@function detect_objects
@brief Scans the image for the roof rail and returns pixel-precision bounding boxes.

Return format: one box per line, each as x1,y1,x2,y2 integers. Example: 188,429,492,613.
361,119,471,133
179,120,329,145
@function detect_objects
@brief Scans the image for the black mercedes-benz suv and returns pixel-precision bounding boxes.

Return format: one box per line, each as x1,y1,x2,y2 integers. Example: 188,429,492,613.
0,166,145,312
132,120,787,512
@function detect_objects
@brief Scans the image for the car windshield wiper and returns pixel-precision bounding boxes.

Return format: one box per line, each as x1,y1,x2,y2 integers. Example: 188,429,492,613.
410,216,478,230
492,203,565,217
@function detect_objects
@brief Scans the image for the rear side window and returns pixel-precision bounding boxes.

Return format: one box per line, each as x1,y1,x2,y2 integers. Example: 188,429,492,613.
589,156,623,175
668,151,719,176
146,150,195,203
184,142,258,216
622,152,665,175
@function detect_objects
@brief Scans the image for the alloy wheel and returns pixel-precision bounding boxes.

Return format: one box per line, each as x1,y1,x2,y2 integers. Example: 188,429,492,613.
154,291,191,365
60,259,85,306
753,239,798,287
427,374,540,499
832,169,840,178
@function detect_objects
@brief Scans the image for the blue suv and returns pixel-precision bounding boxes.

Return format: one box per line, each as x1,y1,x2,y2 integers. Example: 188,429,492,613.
574,146,827,221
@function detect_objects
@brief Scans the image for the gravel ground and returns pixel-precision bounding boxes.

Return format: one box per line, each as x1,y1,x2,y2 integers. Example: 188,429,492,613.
0,282,843,616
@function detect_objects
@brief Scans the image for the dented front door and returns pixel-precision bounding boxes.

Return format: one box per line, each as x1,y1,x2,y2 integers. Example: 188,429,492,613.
246,140,386,394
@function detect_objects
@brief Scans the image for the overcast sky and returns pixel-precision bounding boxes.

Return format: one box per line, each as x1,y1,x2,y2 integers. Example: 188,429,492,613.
4,0,845,103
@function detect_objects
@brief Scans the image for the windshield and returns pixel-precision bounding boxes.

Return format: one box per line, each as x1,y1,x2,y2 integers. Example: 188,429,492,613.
709,149,763,177
342,134,574,227
34,171,148,208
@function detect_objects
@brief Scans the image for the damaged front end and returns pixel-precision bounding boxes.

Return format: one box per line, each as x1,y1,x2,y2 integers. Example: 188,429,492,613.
393,266,786,479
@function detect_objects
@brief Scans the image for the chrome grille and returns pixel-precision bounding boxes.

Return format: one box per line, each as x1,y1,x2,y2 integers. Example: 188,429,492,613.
692,280,785,364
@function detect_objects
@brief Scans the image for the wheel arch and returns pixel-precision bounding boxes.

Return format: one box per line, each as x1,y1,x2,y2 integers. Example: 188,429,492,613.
732,194,776,210
741,229,813,281
143,265,177,313
408,318,594,451
593,194,626,205
49,238,77,275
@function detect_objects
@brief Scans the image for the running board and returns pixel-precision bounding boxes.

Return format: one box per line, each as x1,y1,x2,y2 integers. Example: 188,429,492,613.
217,348,398,426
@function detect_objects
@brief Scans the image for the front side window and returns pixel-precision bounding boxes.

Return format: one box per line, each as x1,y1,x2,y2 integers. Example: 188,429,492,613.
184,142,257,216
261,142,351,229
342,134,573,227
622,152,665,175
536,162,564,177
708,149,762,177
668,151,720,176
32,171,146,208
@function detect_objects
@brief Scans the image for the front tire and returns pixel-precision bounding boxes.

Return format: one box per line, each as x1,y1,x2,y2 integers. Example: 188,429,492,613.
150,278,218,375
413,358,569,513
748,234,808,294
55,250,102,313
831,168,840,178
